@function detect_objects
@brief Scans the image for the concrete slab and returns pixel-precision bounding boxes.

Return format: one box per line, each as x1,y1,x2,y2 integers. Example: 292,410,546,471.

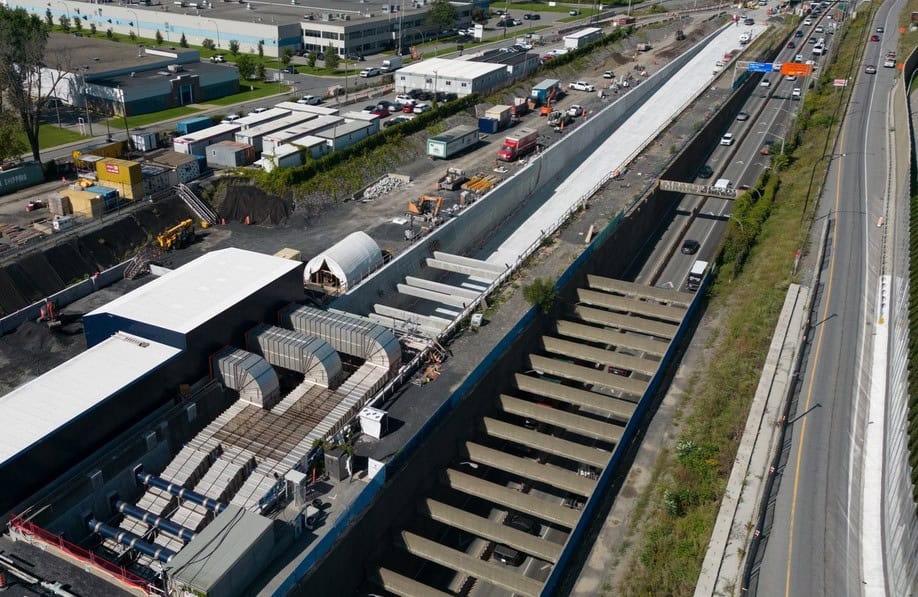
398,531,543,597
372,567,452,597
422,498,563,564
481,417,610,469
527,355,648,398
513,374,635,421
397,283,473,309
404,276,482,300
497,394,625,443
541,336,659,376
554,320,671,356
433,251,505,274
426,258,502,281
464,441,597,497
572,306,678,339
373,304,451,330
444,469,580,529
576,288,686,323
586,274,694,308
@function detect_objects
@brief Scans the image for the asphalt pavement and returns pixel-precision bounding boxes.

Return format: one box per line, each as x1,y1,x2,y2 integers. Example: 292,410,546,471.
754,0,905,595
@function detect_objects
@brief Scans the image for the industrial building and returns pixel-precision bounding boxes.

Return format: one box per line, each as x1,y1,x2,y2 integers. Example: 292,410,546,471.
39,34,239,116
395,57,512,97
14,0,472,58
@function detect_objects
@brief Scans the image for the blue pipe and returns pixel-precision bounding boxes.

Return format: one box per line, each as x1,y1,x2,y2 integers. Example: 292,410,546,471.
88,519,175,563
136,472,226,514
115,501,196,543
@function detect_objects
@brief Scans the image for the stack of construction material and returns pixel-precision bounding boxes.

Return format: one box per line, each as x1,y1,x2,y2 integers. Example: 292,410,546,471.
48,193,72,217
96,157,144,200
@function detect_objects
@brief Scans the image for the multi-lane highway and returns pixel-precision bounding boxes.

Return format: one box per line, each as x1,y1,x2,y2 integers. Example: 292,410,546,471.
754,0,906,594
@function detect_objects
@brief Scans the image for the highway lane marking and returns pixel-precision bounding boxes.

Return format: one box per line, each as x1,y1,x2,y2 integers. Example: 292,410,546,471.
783,96,849,597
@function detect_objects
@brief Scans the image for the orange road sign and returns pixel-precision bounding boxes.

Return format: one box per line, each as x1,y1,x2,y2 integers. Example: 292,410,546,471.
781,63,814,77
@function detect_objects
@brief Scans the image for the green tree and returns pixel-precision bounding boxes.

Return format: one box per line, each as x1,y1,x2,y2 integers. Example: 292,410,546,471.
0,111,28,162
426,0,457,30
255,62,266,80
307,51,316,68
236,53,255,79
129,30,136,41
257,40,264,59
89,23,96,35
201,38,215,50
0,7,69,162
523,277,557,314
324,45,338,69
106,27,114,39
44,9,52,26
155,29,163,45
281,48,293,67
180,33,188,47
73,16,82,31
58,15,70,32
228,39,240,56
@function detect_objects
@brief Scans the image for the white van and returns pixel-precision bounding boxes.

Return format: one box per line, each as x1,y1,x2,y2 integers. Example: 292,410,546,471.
713,178,732,191
687,260,709,292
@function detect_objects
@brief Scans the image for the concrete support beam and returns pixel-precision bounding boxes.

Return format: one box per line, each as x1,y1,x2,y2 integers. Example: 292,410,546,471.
426,258,501,281
576,288,686,324
397,283,472,308
372,567,452,597
464,442,596,497
368,314,443,338
433,251,506,274
527,354,648,398
422,498,563,564
513,374,635,421
405,276,482,300
444,469,580,529
498,395,624,443
373,304,451,330
572,306,678,339
587,274,694,307
555,320,670,357
398,531,543,597
482,417,610,469
541,336,658,376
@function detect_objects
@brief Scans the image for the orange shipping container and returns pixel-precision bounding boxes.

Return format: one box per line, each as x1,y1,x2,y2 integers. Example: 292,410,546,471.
96,158,142,185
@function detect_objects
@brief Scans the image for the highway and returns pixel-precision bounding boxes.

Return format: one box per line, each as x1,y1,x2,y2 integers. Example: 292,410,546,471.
753,0,905,595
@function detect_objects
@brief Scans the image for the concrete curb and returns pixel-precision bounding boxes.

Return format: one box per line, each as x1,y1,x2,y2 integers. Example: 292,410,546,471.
694,282,810,596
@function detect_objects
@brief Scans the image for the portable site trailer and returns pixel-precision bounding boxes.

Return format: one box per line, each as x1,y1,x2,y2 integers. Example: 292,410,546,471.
261,115,344,156
173,123,241,155
426,125,479,159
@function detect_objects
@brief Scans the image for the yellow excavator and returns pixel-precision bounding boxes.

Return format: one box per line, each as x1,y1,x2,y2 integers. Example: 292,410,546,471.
156,219,195,250
407,195,443,219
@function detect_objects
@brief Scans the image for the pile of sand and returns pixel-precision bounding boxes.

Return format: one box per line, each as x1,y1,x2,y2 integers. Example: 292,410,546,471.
215,183,292,225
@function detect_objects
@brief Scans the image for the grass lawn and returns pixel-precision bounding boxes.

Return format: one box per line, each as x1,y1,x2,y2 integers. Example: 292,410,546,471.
111,105,203,129
20,124,87,150
206,80,291,106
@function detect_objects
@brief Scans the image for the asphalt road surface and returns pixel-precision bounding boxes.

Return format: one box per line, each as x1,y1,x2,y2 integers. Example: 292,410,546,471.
755,0,904,595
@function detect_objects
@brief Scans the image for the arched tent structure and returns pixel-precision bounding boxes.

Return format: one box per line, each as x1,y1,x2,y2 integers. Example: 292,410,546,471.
304,231,383,293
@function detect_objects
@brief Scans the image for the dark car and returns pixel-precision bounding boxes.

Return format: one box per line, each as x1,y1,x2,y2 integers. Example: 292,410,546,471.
786,41,796,49
524,13,541,20
407,88,424,99
870,34,880,42
697,164,714,178
681,239,701,255
505,513,541,536
492,543,526,566
795,30,804,37
281,66,297,74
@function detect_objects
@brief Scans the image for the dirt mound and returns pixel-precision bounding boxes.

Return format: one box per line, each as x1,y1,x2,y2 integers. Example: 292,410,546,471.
609,52,629,66
2,320,65,354
215,183,292,225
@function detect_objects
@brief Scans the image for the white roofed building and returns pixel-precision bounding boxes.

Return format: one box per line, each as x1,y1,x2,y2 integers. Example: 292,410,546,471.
394,58,510,97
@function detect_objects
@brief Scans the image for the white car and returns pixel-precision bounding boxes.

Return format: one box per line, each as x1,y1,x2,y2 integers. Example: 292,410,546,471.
359,67,381,77
785,75,797,81
720,133,735,146
569,80,595,91
792,87,801,98
297,95,321,105
803,18,812,25
760,78,771,87
567,104,584,117
412,102,432,114
220,113,241,124
815,26,824,33
603,70,614,79
248,107,268,115
395,93,414,103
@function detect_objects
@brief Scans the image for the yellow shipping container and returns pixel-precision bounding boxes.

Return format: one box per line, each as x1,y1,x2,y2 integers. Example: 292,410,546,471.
106,180,145,200
65,190,104,219
96,158,142,185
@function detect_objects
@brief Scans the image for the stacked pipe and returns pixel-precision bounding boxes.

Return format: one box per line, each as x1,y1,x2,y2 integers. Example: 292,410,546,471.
115,500,196,543
87,519,175,563
136,471,227,514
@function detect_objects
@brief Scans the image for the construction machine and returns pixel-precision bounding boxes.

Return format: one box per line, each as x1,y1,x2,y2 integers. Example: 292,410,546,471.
156,219,195,250
407,195,443,220
38,299,62,329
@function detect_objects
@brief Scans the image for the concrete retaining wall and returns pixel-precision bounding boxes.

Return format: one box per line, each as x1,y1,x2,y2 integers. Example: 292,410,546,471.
332,25,726,317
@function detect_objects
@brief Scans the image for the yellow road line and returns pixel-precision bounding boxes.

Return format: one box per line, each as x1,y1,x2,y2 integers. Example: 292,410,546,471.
783,128,848,596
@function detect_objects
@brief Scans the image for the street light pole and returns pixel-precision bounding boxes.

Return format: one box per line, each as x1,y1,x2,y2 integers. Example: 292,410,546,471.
207,18,221,48
800,153,843,223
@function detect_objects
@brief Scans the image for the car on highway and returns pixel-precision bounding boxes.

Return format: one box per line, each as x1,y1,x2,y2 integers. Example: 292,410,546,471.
681,239,701,255
864,64,877,74
567,104,584,117
412,102,432,114
603,70,615,79
744,17,755,25
297,95,321,105
736,111,750,121
870,34,880,42
808,36,817,44
794,53,804,62
569,80,595,91
803,18,812,25
884,56,896,68
759,140,774,155
795,30,804,37
210,54,226,63
792,87,802,98
876,26,884,33
785,75,797,81
248,107,268,114
359,67,381,77
787,41,796,49
759,78,771,87
220,113,241,124
719,133,735,146
815,25,824,33
697,164,714,178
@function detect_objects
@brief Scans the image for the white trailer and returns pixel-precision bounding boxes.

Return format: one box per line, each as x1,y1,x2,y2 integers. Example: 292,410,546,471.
426,125,479,159
173,123,241,155
261,115,344,156
235,113,316,153
564,27,603,49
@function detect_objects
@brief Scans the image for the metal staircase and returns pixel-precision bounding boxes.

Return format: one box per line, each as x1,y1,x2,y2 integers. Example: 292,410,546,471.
124,246,163,280
174,183,218,226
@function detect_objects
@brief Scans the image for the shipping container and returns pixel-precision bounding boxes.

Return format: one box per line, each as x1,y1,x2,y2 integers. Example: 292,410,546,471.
426,125,479,159
141,164,178,196
145,149,201,184
52,215,75,232
65,190,105,219
96,158,142,185
131,131,158,152
274,102,340,116
0,162,43,196
176,116,215,136
207,141,256,168
531,79,561,103
484,104,512,126
478,117,501,134
73,140,125,163
104,180,146,200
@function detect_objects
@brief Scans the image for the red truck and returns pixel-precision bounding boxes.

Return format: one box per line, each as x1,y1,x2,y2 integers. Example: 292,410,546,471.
497,128,538,162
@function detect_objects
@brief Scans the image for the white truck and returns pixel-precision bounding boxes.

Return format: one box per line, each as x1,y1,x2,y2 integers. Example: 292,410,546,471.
687,260,709,292
381,57,403,72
